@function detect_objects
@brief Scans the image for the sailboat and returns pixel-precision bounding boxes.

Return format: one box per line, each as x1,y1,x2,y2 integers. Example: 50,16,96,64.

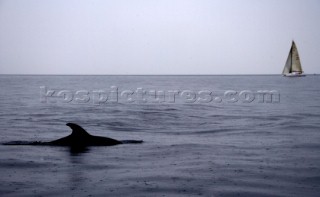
282,41,305,77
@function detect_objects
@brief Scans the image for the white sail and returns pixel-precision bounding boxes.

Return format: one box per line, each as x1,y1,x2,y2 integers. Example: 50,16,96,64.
291,41,303,73
282,47,292,74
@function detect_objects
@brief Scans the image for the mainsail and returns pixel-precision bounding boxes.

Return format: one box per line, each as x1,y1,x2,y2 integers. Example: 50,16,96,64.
282,41,303,75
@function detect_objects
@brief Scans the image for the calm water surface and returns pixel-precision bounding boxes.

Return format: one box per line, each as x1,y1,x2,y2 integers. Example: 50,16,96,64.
0,75,319,196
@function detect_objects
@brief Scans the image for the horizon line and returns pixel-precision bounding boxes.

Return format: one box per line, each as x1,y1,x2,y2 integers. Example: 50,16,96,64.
0,73,318,76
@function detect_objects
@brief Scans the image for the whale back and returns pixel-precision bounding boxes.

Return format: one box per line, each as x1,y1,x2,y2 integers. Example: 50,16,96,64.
2,123,142,147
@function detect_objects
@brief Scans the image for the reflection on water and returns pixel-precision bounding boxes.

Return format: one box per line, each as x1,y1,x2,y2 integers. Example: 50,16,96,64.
67,148,90,191
69,146,91,155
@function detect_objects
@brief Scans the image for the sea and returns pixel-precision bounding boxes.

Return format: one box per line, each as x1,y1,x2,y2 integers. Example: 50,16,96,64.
0,75,319,197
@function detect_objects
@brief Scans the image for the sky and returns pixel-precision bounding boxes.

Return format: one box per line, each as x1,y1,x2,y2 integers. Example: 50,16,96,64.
0,0,319,75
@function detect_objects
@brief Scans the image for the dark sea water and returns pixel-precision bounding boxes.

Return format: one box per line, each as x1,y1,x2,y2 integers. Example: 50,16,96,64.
0,75,320,196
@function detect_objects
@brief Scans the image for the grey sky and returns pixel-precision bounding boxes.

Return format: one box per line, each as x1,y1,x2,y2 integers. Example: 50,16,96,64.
0,0,319,74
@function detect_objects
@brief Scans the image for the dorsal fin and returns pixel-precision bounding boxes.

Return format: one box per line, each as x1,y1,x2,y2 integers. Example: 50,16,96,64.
66,123,91,136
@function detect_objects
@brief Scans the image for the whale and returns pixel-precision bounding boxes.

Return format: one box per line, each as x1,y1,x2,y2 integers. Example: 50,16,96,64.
2,123,143,147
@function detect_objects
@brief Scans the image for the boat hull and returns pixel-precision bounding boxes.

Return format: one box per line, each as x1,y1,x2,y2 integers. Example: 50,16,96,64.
283,73,306,77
